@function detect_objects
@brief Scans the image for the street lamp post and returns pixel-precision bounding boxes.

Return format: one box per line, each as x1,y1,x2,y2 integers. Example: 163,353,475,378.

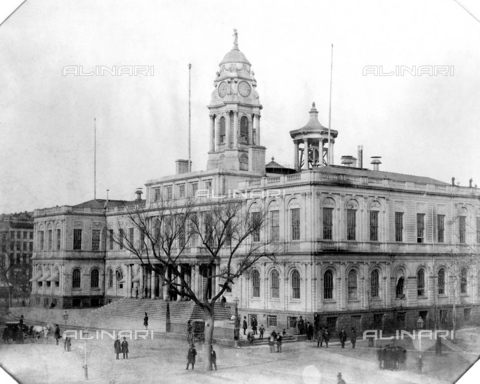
82,329,89,379
233,297,239,348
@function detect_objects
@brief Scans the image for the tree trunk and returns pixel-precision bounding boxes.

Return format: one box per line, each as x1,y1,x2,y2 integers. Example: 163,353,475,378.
203,309,215,371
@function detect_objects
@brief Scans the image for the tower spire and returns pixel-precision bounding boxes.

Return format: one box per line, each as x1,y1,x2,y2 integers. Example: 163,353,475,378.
233,29,238,50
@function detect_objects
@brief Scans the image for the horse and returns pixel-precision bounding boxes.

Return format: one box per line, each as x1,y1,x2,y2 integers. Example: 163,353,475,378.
31,324,54,343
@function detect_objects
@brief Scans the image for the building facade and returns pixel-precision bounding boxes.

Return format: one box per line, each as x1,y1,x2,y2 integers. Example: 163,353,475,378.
30,34,480,335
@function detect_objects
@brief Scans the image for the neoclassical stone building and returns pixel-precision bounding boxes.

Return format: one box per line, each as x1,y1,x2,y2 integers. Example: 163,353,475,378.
31,33,480,335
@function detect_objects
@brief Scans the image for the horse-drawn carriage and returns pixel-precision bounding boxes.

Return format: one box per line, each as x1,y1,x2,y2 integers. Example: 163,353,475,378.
2,321,54,344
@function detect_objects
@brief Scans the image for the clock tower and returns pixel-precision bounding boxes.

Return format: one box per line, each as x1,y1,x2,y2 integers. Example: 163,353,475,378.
207,30,265,174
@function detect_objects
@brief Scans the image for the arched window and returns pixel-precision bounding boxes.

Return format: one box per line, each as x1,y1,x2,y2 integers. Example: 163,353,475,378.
371,270,379,298
116,270,124,289
271,270,279,298
324,270,333,299
461,268,468,294
252,270,260,298
72,268,81,288
348,270,357,300
91,268,99,288
292,270,300,299
108,269,113,288
396,277,405,298
438,269,445,295
240,116,248,142
219,117,226,143
417,269,425,297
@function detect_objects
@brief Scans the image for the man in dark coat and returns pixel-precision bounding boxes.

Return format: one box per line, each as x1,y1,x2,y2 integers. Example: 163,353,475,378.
54,324,61,346
210,345,217,371
186,344,197,370
114,337,121,360
144,312,149,330
276,333,283,353
259,325,265,340
322,328,330,348
121,337,129,359
350,328,357,348
339,328,347,348
252,317,257,335
242,317,248,335
337,372,346,384
64,336,71,352
308,322,314,341
317,327,324,347
297,316,305,335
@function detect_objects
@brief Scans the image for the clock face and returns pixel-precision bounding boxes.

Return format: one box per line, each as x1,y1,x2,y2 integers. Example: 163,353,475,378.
218,82,228,98
238,81,251,97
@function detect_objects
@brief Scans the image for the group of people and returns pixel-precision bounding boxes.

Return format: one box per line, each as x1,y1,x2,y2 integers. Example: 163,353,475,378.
243,316,266,343
296,316,315,340
185,344,217,371
114,337,130,359
268,330,284,353
377,345,407,371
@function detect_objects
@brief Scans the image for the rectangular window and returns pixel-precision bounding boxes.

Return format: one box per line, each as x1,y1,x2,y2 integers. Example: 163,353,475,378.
459,216,466,244
267,315,277,327
140,230,145,250
252,212,261,242
48,230,52,250
178,184,185,198
119,229,124,249
291,208,300,241
23,242,27,251
437,215,445,243
10,231,14,239
347,209,356,240
323,208,333,240
16,242,21,251
326,317,337,330
10,242,14,251
17,231,21,239
109,230,114,250
39,231,44,250
205,180,212,190
477,218,480,243
165,186,173,200
73,229,82,250
370,211,379,241
154,188,161,202
397,312,406,329
29,242,33,252
56,229,61,250
129,228,134,245
30,232,33,239
23,231,28,239
191,182,198,197
395,212,403,242
92,229,101,251
417,213,425,243
287,316,298,329
178,224,185,248
270,211,279,242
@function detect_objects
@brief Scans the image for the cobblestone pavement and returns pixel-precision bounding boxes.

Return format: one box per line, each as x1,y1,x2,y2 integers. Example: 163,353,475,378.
2,331,473,384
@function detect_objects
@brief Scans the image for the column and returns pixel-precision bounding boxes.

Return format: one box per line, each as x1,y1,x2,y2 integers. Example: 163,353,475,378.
255,115,261,145
129,265,134,298
329,139,335,165
233,112,238,148
249,115,254,145
209,115,215,152
294,141,299,170
176,265,182,301
150,270,155,299
226,111,231,149
302,138,309,170
139,265,144,298
215,116,221,151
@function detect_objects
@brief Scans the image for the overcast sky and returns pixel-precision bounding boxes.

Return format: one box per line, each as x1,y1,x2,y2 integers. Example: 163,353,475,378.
1,0,479,213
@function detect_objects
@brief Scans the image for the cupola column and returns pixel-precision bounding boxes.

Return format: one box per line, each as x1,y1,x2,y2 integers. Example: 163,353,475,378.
302,137,309,170
329,140,335,165
226,111,231,149
209,115,215,152
254,115,261,145
294,141,299,170
233,112,239,148
215,116,221,151
249,115,254,145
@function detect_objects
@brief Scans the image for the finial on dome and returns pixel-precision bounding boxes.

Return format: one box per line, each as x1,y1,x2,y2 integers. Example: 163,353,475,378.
233,29,238,50
271,157,275,161
312,102,316,108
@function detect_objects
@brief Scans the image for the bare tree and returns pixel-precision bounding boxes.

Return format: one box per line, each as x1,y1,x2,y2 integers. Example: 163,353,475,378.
109,195,275,371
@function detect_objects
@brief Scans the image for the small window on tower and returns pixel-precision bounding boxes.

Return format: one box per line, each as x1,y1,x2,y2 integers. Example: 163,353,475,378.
219,117,226,143
240,116,248,143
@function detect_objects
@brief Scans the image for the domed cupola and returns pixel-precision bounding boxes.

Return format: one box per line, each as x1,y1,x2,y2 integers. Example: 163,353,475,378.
206,30,265,175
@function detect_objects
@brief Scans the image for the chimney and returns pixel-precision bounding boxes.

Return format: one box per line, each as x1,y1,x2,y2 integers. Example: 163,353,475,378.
452,177,455,186
469,178,473,188
176,159,191,174
341,155,354,167
135,189,143,201
371,156,382,171
358,145,363,168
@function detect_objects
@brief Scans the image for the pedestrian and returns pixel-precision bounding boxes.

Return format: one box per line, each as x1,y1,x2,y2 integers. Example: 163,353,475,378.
322,328,329,348
277,333,282,352
242,317,248,335
114,337,121,360
121,337,129,359
247,329,254,344
308,322,314,341
64,336,71,352
269,331,276,353
210,345,217,371
19,315,24,328
186,344,197,370
144,312,149,330
297,316,305,335
252,317,257,335
259,325,265,340
282,329,286,336
350,328,356,349
337,372,346,384
54,324,61,346
339,328,347,348
305,322,311,340
221,296,227,307
317,327,324,347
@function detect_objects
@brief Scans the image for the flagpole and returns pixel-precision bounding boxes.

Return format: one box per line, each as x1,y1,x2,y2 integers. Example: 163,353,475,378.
94,117,97,200
327,44,333,165
188,64,192,172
